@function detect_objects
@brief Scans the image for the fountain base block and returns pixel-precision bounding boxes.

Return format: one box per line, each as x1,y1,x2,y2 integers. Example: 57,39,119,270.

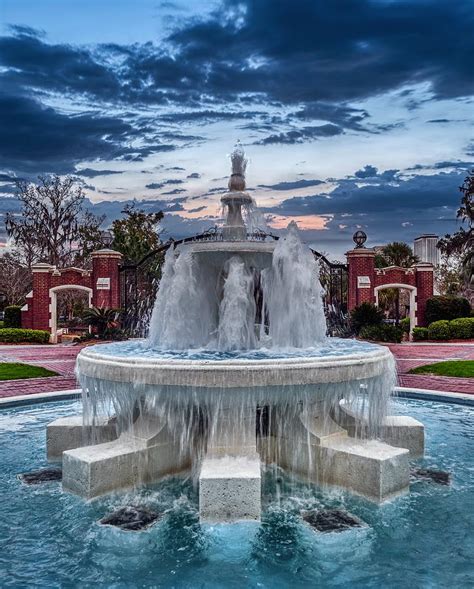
62,422,190,499
47,416,117,462
199,455,261,523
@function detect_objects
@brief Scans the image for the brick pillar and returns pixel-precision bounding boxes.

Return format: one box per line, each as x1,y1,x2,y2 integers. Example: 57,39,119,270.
346,248,376,311
91,249,123,309
30,263,55,332
415,263,434,326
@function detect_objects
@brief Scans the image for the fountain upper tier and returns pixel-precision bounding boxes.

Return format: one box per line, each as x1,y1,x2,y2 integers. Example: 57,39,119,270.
221,141,255,241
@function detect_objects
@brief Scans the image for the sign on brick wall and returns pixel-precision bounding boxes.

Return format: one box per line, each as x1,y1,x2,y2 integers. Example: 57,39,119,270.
96,277,111,290
357,276,371,289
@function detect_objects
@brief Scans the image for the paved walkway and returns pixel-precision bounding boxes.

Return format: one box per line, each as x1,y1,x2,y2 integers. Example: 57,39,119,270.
0,343,87,398
0,342,472,399
386,343,474,394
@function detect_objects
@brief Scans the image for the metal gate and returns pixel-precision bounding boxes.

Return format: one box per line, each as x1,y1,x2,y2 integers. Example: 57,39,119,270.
119,229,349,337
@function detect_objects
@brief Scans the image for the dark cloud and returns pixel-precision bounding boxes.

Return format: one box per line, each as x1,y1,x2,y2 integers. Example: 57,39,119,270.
162,188,186,195
259,179,324,191
187,172,201,179
145,179,184,190
354,165,378,179
263,168,464,249
255,124,343,145
76,168,124,178
0,91,177,176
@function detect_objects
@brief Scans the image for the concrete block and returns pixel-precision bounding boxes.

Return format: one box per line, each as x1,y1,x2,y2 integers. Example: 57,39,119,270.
199,454,261,523
47,416,116,461
320,437,410,502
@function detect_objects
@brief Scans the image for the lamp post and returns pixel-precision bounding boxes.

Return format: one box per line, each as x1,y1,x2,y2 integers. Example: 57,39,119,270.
100,230,113,248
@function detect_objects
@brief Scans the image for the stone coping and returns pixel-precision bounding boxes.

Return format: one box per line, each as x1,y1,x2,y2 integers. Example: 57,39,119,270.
76,346,393,387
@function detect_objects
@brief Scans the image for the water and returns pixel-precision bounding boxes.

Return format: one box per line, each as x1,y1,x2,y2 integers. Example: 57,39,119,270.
84,337,380,361
1,398,473,588
147,220,327,352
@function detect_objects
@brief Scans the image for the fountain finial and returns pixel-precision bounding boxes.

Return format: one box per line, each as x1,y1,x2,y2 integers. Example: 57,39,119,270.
228,140,247,192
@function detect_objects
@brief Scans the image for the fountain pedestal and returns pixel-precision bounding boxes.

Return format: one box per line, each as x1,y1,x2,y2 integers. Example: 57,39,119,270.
199,404,261,522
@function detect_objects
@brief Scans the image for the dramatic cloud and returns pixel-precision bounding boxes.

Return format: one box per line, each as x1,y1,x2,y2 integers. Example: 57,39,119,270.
255,124,343,145
145,179,184,190
259,179,325,191
76,168,124,178
1,1,473,255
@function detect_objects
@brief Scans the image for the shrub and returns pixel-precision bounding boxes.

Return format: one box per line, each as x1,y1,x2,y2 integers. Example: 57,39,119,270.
425,296,471,324
449,317,474,340
412,327,429,341
0,328,50,344
82,307,121,338
400,317,411,333
102,327,128,341
0,321,4,329
428,320,451,341
4,306,22,328
350,302,384,334
359,324,403,343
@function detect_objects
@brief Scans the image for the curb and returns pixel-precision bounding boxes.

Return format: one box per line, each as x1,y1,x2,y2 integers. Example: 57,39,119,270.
0,389,81,408
394,386,474,407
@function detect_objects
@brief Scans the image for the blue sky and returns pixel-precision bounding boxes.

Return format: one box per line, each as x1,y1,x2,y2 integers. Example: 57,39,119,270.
0,0,473,258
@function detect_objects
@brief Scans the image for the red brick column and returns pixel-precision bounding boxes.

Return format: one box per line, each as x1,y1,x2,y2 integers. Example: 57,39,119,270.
28,263,55,331
415,263,434,326
91,249,123,309
346,249,376,311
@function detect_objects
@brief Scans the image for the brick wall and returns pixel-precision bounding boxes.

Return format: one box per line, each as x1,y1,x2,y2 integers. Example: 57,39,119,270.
21,250,122,337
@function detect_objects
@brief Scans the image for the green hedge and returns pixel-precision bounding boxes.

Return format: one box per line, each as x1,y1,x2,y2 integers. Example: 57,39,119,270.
425,296,471,324
4,306,22,328
449,317,474,339
0,328,50,344
400,317,411,333
412,327,429,341
359,323,403,343
412,318,474,341
428,320,452,340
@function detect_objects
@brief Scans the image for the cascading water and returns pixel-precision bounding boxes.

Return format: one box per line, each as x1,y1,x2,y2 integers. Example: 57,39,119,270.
147,221,327,351
263,221,327,348
217,256,257,351
66,142,419,520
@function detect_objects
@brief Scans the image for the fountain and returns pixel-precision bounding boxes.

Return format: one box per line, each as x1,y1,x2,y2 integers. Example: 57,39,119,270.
48,143,424,522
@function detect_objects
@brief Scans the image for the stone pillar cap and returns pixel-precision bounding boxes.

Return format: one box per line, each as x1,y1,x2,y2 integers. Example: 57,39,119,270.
345,248,376,256
91,249,123,258
31,262,55,272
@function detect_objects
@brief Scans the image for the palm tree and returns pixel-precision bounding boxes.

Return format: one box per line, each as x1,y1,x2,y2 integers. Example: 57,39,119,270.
82,307,121,338
375,242,419,325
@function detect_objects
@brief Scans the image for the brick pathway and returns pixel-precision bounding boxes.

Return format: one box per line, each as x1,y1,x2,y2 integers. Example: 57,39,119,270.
386,343,474,394
0,343,91,398
0,342,472,398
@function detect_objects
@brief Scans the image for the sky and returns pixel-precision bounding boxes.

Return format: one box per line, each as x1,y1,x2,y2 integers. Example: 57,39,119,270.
0,0,473,259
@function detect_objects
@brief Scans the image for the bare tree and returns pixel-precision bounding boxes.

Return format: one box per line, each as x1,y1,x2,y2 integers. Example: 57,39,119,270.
0,250,31,305
5,175,104,268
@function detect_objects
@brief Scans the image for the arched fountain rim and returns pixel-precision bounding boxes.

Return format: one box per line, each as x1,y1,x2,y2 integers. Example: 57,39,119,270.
76,345,393,388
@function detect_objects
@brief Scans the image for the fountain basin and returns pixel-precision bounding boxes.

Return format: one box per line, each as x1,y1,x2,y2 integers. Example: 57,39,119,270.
76,339,393,388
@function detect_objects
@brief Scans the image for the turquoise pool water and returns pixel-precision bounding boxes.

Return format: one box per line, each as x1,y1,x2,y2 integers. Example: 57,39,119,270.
0,398,473,588
87,338,381,361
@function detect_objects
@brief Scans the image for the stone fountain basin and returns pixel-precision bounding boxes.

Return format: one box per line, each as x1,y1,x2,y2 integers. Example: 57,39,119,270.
76,341,393,388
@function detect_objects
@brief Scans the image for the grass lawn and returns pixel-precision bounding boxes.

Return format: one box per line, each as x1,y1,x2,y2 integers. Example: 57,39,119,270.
0,362,58,381
409,360,474,378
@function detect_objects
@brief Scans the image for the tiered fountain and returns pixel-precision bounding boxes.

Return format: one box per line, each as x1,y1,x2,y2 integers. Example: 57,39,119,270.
48,143,424,522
